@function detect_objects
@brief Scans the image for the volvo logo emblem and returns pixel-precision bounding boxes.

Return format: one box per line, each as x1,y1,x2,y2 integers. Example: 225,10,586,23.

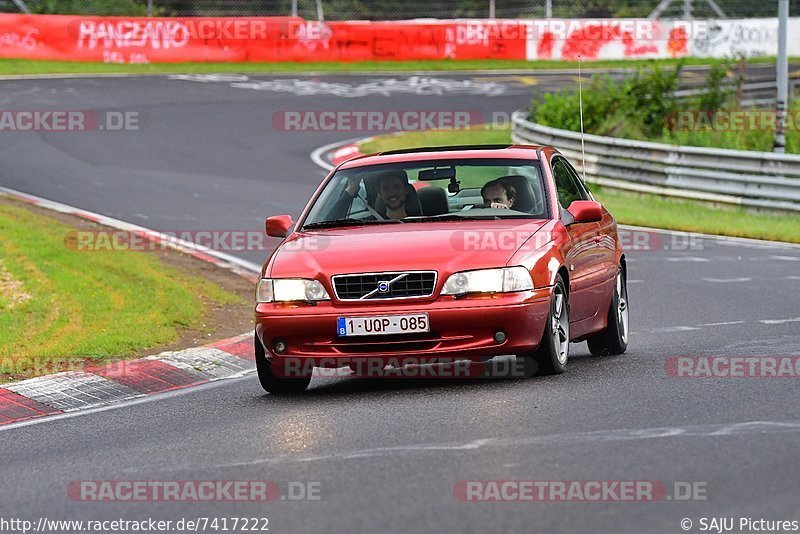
377,280,390,293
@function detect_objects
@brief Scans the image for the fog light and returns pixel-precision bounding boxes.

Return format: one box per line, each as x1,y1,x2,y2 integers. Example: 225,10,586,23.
274,341,287,354
494,331,506,343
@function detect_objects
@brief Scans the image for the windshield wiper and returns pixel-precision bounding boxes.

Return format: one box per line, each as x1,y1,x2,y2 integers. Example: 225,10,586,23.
302,218,403,230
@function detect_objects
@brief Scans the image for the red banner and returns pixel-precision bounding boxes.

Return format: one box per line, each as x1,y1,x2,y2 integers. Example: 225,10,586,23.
0,14,526,63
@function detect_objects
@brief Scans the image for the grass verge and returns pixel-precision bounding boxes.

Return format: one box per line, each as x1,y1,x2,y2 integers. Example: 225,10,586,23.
359,126,800,244
0,195,250,381
0,57,785,76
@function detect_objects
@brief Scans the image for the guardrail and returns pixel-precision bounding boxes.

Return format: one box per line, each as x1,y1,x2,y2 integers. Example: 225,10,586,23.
511,110,800,213
674,78,800,108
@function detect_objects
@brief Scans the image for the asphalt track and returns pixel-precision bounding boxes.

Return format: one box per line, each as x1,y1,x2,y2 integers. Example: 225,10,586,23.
1,69,800,533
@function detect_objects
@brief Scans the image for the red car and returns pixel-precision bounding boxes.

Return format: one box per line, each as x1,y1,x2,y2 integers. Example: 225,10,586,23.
255,145,628,393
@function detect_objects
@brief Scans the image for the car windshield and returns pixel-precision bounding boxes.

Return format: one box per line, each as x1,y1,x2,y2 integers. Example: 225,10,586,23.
302,158,547,229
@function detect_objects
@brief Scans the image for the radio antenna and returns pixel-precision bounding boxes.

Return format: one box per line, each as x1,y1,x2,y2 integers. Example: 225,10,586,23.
578,54,587,178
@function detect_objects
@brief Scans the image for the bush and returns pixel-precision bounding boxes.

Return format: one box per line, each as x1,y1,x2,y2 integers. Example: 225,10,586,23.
29,0,149,15
530,62,683,139
526,59,800,154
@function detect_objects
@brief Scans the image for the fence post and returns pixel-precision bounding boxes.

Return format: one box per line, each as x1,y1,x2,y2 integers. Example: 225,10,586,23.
11,0,30,13
774,0,789,153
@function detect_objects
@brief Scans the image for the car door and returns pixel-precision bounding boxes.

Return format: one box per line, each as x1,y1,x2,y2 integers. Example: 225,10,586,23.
551,156,604,322
563,159,617,287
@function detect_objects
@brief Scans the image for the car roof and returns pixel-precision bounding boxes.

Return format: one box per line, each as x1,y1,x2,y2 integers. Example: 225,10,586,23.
337,144,545,170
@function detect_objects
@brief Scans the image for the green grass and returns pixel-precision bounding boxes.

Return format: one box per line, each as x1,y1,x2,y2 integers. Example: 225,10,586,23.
661,112,800,154
590,186,800,243
358,126,800,243
0,56,787,76
0,198,242,379
360,126,510,153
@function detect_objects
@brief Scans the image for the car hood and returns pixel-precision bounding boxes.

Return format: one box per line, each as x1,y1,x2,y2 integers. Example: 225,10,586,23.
267,219,549,278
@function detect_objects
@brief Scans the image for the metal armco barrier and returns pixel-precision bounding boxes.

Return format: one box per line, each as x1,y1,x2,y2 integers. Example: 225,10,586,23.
511,110,800,213
674,78,800,108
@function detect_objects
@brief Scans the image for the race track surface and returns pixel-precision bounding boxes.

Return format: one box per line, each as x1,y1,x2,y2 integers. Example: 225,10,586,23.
1,69,799,533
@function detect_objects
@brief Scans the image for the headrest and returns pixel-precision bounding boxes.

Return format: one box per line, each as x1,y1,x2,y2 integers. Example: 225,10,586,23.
497,175,539,214
417,186,449,216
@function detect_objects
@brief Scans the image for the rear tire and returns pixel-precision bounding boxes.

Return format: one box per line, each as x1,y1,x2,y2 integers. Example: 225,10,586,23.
519,275,569,376
254,333,311,394
587,266,629,356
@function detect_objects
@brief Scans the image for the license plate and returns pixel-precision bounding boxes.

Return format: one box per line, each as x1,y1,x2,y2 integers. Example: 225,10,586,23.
337,313,429,337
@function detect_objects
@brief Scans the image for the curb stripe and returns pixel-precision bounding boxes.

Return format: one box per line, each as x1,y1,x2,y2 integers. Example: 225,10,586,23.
210,333,254,361
5,372,142,412
0,332,255,427
158,347,254,380
0,388,62,425
93,359,208,395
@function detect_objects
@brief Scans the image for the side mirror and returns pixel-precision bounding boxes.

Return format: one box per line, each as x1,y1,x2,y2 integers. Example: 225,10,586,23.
265,215,294,238
566,200,603,223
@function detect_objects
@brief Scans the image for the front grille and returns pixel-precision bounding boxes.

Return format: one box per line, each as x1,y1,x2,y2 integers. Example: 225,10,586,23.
332,271,437,301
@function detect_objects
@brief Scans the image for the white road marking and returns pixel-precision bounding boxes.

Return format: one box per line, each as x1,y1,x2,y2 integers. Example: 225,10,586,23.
668,257,711,262
651,326,702,332
649,317,800,332
206,420,800,469
771,255,800,261
310,138,361,172
758,317,800,325
702,277,752,283
627,279,644,284
785,276,800,280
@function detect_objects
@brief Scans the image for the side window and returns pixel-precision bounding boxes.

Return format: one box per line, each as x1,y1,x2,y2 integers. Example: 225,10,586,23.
551,157,584,208
563,160,593,200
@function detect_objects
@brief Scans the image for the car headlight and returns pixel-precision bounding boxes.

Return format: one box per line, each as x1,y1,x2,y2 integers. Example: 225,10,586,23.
441,266,533,296
256,278,331,303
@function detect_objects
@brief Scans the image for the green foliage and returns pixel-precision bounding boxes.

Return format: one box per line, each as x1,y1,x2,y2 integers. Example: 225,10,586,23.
694,61,733,112
14,0,800,18
29,0,149,15
528,60,798,154
531,62,683,139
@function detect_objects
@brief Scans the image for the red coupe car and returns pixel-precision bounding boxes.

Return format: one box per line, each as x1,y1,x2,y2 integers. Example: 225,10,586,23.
255,145,628,393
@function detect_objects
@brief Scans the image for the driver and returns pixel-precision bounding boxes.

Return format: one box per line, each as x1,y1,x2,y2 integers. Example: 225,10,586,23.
481,178,516,210
329,170,409,220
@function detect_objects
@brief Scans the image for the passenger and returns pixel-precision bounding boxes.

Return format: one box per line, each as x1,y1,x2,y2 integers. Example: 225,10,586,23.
481,178,516,210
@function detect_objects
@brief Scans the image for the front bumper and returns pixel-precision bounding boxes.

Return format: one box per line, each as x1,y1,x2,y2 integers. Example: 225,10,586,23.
255,289,551,366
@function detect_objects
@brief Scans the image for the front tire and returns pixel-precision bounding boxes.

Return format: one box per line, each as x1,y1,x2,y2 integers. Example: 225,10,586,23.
519,275,570,376
254,333,311,394
587,266,629,356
